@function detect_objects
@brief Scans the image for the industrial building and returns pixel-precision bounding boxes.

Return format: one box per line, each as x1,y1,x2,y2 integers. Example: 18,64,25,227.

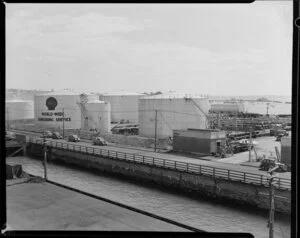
173,129,226,156
34,90,110,132
138,93,210,138
99,91,144,123
5,100,34,121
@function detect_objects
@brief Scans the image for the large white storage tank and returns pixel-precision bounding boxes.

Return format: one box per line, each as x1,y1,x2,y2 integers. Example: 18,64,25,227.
99,91,144,123
83,100,111,133
210,103,244,113
5,100,34,120
139,93,210,138
34,90,82,129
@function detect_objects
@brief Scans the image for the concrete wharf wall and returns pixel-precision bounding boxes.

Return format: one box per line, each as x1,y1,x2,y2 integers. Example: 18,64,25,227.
26,143,291,215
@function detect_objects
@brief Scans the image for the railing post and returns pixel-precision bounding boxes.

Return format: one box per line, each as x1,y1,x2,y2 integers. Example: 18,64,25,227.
163,159,165,167
152,157,154,165
142,156,144,163
175,161,177,169
228,170,230,180
133,154,135,162
213,167,215,177
125,153,127,160
108,150,110,158
261,175,263,185
116,152,118,158
187,163,189,172
278,178,281,189
199,165,202,174
93,147,94,154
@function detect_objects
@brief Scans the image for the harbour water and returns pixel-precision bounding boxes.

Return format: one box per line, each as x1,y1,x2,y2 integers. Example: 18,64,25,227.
7,156,291,238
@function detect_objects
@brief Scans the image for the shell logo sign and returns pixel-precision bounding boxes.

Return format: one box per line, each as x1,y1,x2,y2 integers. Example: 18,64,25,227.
46,97,58,110
37,97,71,122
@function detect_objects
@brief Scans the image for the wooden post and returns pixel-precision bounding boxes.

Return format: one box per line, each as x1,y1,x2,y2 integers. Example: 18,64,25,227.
6,108,9,130
249,132,252,162
62,108,65,139
268,175,275,238
43,135,48,180
154,110,158,152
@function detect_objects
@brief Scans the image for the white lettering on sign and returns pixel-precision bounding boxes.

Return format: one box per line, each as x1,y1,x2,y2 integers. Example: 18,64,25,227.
39,111,71,122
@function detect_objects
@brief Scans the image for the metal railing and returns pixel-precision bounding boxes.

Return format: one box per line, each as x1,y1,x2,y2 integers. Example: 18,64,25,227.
28,137,291,191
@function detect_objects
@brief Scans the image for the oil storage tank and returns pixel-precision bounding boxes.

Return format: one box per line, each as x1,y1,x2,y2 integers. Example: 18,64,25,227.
5,100,34,121
99,91,144,123
210,103,244,114
83,99,111,133
139,93,210,138
34,89,84,130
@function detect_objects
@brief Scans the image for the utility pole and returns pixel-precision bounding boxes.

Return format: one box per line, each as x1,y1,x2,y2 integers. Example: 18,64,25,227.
248,131,252,162
154,110,158,152
43,132,48,180
235,111,237,132
62,108,65,139
267,169,277,238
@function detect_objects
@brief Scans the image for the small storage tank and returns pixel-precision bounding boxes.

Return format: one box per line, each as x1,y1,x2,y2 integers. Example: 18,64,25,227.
5,100,34,121
210,103,244,114
139,93,210,138
99,91,144,123
84,100,111,134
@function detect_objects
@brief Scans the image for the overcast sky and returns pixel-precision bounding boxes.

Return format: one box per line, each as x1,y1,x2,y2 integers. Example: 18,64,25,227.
6,2,293,96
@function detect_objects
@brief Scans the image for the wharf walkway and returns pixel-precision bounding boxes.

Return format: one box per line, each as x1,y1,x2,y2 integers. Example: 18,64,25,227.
29,137,291,190
48,138,291,180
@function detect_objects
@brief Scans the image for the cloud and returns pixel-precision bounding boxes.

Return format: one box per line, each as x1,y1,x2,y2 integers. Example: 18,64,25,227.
6,9,146,62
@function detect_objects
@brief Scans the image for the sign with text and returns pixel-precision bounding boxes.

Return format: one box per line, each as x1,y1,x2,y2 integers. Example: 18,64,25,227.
37,111,71,122
38,97,72,122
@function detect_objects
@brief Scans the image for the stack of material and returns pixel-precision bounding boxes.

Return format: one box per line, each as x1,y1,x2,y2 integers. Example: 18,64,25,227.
6,164,23,179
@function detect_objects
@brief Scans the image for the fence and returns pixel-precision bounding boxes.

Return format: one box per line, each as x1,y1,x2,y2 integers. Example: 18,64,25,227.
28,137,291,191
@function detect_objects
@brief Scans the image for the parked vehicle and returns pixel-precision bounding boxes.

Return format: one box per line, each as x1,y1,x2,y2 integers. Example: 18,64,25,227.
229,142,249,153
259,158,288,172
93,136,108,146
274,129,288,137
5,131,16,141
43,131,53,138
52,132,63,139
275,134,285,142
68,134,80,142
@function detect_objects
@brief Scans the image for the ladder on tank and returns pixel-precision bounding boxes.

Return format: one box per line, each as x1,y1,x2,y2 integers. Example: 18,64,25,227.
190,98,210,129
77,94,89,131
